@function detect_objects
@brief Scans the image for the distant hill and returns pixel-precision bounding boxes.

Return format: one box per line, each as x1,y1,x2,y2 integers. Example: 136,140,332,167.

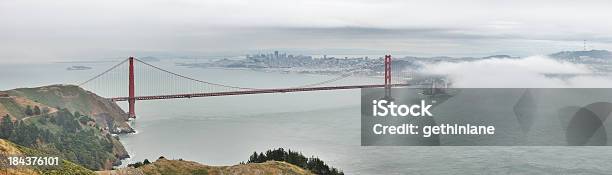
482,55,514,59
549,50,612,60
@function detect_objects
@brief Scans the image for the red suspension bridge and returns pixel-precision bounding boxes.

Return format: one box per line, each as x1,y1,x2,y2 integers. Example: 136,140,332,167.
78,55,410,118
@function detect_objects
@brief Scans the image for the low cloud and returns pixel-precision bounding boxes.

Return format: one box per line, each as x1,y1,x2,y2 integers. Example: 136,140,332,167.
420,56,612,88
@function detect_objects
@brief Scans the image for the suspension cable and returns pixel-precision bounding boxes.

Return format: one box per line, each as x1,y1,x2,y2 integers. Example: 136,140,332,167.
78,58,129,86
134,58,258,90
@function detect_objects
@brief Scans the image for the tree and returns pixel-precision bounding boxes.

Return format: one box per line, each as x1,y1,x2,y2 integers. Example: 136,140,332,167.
0,115,14,139
249,152,259,163
25,105,33,116
33,106,41,115
143,159,151,165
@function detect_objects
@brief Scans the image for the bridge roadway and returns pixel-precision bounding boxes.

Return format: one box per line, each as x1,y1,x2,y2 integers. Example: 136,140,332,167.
109,84,410,101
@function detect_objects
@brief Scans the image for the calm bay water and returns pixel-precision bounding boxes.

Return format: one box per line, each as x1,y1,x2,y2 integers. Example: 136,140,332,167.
2,59,612,174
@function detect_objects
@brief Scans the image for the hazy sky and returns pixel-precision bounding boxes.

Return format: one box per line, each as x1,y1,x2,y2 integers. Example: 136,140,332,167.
2,0,612,62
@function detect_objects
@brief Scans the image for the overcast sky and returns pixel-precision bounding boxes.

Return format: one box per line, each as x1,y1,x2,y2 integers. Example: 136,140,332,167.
2,0,612,62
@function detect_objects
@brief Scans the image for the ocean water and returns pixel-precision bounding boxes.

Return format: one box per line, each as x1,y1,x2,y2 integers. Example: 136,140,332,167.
2,59,612,174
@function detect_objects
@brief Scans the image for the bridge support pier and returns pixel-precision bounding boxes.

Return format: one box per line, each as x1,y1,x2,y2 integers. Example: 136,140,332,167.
128,57,136,118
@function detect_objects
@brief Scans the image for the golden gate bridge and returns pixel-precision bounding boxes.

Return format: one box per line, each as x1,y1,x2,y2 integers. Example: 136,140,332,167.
78,55,410,118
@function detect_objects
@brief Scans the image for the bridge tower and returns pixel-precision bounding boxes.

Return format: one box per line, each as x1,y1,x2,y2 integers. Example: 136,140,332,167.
384,55,392,98
128,57,136,118
384,55,391,86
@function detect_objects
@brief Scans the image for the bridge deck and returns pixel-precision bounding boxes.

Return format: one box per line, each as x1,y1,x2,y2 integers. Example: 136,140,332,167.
109,84,409,101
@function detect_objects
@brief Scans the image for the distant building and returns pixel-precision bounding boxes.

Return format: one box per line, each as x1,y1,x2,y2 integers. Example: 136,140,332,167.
0,92,8,98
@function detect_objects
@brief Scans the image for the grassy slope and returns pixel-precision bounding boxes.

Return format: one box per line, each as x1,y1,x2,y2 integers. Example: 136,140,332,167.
6,85,132,133
131,158,313,175
0,139,95,175
0,97,25,119
7,85,92,114
98,159,314,175
0,95,57,121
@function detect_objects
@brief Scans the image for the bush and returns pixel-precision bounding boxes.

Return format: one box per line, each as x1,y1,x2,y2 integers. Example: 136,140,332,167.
128,161,144,168
33,106,41,115
25,105,33,116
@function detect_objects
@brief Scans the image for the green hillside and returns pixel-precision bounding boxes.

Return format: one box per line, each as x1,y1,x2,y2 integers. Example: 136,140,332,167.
0,85,132,170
